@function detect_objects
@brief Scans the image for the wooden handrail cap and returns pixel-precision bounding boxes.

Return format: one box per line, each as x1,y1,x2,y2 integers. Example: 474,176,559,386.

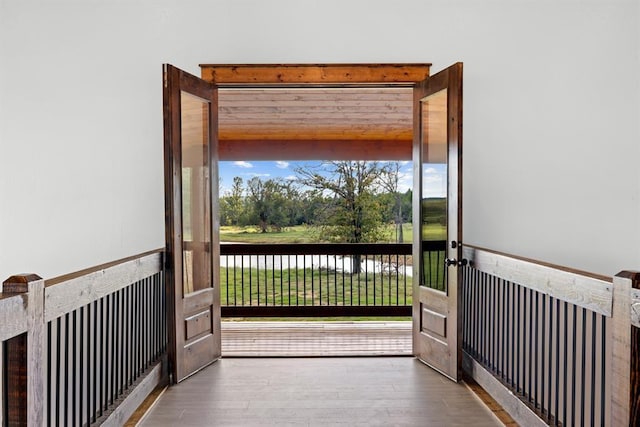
2,274,43,293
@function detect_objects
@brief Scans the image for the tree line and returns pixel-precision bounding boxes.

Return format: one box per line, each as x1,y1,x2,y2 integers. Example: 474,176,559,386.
219,161,412,243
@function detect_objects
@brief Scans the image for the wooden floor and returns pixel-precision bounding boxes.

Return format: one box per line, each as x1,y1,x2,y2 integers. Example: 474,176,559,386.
221,321,412,357
139,357,503,426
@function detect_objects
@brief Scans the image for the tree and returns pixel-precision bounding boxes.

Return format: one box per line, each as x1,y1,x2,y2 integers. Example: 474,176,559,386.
220,176,245,226
279,180,305,226
295,161,390,272
379,162,403,242
246,177,291,233
297,189,327,226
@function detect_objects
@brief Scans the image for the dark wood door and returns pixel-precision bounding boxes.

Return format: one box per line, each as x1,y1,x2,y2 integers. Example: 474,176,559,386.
163,64,221,382
412,63,463,381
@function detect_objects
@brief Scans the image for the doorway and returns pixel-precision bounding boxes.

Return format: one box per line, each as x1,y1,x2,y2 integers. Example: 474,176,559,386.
163,63,463,381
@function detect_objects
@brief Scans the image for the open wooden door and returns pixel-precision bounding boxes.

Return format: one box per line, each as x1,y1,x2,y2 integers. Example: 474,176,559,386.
412,63,463,381
163,64,221,383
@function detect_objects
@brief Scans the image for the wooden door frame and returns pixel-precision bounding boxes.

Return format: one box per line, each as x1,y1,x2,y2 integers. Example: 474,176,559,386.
197,63,465,363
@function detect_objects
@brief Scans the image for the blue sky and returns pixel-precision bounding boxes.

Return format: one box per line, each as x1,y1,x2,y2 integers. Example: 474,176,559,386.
218,160,445,197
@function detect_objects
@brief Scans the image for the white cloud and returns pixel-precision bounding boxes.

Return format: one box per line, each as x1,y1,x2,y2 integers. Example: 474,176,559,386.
234,161,253,168
243,172,270,178
423,175,442,184
276,161,289,169
285,175,297,181
424,167,438,174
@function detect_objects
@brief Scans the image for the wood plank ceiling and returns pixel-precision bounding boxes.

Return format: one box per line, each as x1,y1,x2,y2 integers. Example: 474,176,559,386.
217,87,413,161
199,64,434,161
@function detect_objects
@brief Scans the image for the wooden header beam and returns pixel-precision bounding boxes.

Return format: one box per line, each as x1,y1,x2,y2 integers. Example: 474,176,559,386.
200,63,431,86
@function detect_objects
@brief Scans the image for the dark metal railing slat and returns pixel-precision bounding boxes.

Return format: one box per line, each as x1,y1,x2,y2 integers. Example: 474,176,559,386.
533,290,539,399
514,286,522,392
580,307,587,427
64,313,70,426
600,314,606,427
546,297,557,423
540,295,547,415
571,304,577,425
554,298,561,425
563,301,568,426
46,320,52,426
317,254,321,305
528,287,534,403
98,297,105,417
240,256,244,306
590,310,596,426
279,255,283,306
77,308,82,427
492,275,496,371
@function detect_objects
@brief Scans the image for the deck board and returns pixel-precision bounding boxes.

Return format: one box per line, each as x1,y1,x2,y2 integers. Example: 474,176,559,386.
221,321,412,357
139,357,503,426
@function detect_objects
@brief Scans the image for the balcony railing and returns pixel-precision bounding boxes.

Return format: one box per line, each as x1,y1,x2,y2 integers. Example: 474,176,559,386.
2,244,639,426
0,250,166,426
45,258,166,426
220,243,430,317
460,246,624,427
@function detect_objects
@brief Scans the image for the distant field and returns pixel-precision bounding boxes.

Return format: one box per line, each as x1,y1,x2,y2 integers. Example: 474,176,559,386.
220,225,318,243
219,223,440,244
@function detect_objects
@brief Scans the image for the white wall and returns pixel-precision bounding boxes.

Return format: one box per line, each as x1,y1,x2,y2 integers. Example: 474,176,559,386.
1,0,638,280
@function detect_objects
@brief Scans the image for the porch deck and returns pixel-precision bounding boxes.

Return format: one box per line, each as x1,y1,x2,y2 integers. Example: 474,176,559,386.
138,357,504,427
221,321,412,357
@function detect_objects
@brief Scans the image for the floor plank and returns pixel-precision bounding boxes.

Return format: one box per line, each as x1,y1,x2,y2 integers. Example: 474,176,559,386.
222,321,412,357
139,358,504,426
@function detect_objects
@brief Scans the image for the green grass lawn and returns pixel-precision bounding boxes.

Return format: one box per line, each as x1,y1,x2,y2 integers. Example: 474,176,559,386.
220,223,439,244
220,266,413,307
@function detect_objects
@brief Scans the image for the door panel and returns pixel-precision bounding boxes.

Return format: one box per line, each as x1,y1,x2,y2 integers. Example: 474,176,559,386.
164,64,221,383
412,63,462,381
